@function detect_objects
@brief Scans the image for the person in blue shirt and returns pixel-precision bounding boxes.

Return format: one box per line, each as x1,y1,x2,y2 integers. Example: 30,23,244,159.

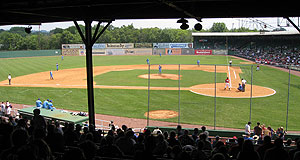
158,65,162,75
146,58,149,64
56,63,59,71
159,52,162,57
61,55,64,60
36,98,42,109
48,100,55,110
50,70,54,80
43,99,49,108
237,83,243,92
197,60,200,66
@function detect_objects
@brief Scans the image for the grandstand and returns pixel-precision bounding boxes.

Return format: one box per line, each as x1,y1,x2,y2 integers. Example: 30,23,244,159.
192,31,300,69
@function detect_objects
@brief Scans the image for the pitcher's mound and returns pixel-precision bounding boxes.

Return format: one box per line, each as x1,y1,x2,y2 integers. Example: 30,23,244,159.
144,110,178,119
138,74,181,80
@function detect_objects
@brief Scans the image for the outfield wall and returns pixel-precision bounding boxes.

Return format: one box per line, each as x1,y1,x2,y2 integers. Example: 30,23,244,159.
61,43,228,56
0,50,61,58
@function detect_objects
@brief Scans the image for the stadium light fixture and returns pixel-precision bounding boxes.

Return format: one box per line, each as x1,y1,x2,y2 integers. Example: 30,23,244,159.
177,18,189,30
25,26,32,34
194,23,202,31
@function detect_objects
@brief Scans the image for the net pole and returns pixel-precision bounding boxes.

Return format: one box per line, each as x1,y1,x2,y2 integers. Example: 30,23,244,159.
178,64,181,125
147,64,150,127
214,64,217,130
249,65,253,122
286,65,291,131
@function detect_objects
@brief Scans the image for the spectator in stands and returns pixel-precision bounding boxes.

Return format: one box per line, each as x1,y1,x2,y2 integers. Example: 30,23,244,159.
192,128,199,141
254,122,263,139
289,139,300,160
153,133,168,156
31,108,47,131
245,121,251,135
63,146,86,160
191,140,208,160
176,125,183,136
98,135,123,158
167,130,181,147
237,139,260,160
201,126,209,139
0,128,29,160
1,102,5,115
55,121,64,135
257,136,274,159
6,105,12,117
78,140,97,160
229,137,244,159
198,133,212,151
64,123,78,146
264,138,289,160
45,124,65,152
116,130,136,155
178,130,195,146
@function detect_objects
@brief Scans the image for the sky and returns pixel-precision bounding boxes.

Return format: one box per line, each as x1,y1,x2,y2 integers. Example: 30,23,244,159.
0,17,299,32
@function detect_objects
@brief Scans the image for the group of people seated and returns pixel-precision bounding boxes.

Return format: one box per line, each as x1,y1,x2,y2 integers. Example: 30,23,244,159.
0,101,12,117
231,46,300,69
36,98,56,110
0,110,299,160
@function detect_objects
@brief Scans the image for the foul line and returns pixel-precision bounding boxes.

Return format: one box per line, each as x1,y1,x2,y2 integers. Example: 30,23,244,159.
233,70,237,79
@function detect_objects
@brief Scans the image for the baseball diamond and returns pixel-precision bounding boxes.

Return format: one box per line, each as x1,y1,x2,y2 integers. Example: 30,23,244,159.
0,55,299,131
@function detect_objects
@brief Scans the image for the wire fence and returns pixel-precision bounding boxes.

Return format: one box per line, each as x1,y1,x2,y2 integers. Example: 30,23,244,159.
145,63,300,131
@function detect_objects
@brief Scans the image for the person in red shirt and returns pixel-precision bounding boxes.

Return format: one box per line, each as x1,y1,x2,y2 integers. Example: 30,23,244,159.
224,77,230,90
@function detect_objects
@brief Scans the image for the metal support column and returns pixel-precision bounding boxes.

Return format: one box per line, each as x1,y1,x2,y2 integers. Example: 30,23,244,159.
84,20,95,127
178,64,181,125
214,65,217,130
249,65,253,122
74,20,112,129
286,65,291,131
147,64,150,126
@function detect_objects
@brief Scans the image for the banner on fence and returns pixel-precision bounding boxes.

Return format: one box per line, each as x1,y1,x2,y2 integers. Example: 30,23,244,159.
194,49,212,55
153,43,170,49
106,43,134,49
62,44,84,49
106,49,125,55
165,48,182,55
181,48,195,55
134,43,153,48
169,43,193,48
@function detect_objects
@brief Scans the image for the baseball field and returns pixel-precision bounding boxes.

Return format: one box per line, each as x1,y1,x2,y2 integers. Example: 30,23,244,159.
0,55,299,131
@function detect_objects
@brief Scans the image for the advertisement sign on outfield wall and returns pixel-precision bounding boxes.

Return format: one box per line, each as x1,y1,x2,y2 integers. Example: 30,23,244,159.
194,49,212,55
106,43,134,49
125,48,152,55
106,49,125,55
165,48,182,55
62,44,84,49
152,48,165,55
169,43,193,48
134,43,153,48
153,43,170,49
92,43,106,49
181,48,195,55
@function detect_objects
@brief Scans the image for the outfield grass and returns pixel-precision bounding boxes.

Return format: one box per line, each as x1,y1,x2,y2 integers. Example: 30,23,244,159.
0,55,300,130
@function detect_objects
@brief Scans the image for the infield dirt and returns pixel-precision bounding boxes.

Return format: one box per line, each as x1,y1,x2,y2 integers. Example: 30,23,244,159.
0,64,275,98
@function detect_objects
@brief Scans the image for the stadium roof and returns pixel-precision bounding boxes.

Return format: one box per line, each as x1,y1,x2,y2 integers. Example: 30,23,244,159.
192,31,300,37
1,0,300,26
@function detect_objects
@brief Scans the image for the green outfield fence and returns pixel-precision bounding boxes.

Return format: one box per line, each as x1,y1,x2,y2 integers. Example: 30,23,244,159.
146,64,300,132
0,49,61,58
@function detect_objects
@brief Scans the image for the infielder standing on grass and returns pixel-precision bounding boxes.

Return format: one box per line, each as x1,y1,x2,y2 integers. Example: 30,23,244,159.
158,65,162,75
50,70,54,80
8,74,11,85
146,58,149,64
197,60,200,67
224,77,230,90
56,63,59,71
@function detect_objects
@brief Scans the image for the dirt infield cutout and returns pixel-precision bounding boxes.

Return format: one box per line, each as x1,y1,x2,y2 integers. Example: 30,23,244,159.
144,110,179,119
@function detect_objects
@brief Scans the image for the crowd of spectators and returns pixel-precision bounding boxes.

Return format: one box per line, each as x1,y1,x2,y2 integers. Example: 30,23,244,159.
230,46,300,68
1,109,300,160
